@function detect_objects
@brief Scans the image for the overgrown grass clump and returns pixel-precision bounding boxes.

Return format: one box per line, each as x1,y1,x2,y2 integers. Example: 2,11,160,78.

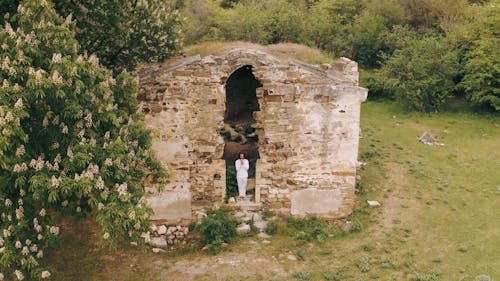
194,207,238,254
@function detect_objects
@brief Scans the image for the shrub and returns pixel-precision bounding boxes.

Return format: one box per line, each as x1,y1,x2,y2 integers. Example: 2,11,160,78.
194,207,238,254
460,37,499,111
411,270,440,281
265,220,280,235
357,256,371,272
225,166,238,200
379,35,459,112
286,217,332,243
350,218,364,232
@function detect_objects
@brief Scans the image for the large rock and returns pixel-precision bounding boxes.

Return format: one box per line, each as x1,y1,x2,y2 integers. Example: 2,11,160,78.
237,223,251,234
149,236,168,248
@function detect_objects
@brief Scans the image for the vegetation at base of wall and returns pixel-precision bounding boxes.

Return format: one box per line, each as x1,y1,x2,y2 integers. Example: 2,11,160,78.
178,0,499,113
193,207,238,254
225,166,238,200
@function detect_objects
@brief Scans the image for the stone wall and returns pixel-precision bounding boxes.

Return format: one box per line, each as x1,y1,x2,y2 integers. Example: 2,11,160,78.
136,48,367,222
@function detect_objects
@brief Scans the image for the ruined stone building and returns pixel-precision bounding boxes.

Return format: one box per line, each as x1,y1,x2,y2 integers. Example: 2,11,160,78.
136,47,367,224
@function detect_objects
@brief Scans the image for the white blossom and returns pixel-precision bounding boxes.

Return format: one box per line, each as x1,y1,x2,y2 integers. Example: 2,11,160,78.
14,270,23,280
42,116,49,127
51,70,63,85
98,202,104,210
41,271,51,279
37,234,43,241
4,199,12,207
15,145,25,157
51,53,62,63
21,246,29,255
67,147,73,158
36,250,43,258
14,98,23,109
50,176,59,188
15,207,24,220
15,241,22,248
49,226,60,235
3,229,11,237
96,177,105,190
39,208,46,217
103,232,110,240
104,158,113,167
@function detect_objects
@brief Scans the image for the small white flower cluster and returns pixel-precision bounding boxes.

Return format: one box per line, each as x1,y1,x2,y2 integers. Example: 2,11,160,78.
12,163,28,173
51,70,63,85
29,156,45,171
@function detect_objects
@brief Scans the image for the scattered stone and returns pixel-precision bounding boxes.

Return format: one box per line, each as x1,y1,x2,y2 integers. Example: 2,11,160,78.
237,223,251,234
418,131,444,146
367,200,381,207
252,213,263,222
167,226,177,234
228,197,236,204
262,240,271,244
151,248,165,253
157,225,167,235
475,275,492,281
150,236,168,248
287,254,297,261
258,232,271,239
130,242,138,246
234,211,245,219
341,221,352,232
253,220,268,232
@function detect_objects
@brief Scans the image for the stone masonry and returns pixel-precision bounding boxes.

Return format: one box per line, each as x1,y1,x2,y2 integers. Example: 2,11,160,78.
136,48,367,223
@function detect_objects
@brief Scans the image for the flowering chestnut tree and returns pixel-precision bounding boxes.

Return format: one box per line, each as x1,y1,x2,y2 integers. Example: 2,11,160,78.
0,0,166,279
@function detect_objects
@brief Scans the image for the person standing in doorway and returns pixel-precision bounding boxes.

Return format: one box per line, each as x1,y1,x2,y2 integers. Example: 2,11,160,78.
235,152,249,199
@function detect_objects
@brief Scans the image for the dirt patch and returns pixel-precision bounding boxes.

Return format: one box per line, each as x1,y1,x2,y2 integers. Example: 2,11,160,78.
371,162,422,236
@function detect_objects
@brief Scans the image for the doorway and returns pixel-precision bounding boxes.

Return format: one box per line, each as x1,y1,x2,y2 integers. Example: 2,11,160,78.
221,65,262,200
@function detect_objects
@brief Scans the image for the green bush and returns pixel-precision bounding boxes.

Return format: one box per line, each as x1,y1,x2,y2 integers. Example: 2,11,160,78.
460,36,500,111
286,217,332,243
357,256,371,272
379,35,459,112
350,218,364,232
411,270,440,281
194,207,238,254
265,220,280,235
225,166,238,200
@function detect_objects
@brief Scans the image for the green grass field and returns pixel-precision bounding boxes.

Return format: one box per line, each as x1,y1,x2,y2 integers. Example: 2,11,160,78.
46,101,499,280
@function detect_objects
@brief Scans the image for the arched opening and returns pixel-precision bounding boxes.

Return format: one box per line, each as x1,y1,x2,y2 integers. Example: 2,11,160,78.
221,65,262,200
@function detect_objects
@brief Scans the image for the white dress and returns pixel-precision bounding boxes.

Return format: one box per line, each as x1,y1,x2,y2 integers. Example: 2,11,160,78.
235,159,249,197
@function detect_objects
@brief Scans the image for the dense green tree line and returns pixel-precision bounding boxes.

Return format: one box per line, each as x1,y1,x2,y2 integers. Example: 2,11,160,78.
179,0,499,112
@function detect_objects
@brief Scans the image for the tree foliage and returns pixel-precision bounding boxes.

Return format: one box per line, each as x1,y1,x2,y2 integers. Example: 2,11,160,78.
52,0,182,73
180,0,499,112
379,35,459,112
0,0,166,279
